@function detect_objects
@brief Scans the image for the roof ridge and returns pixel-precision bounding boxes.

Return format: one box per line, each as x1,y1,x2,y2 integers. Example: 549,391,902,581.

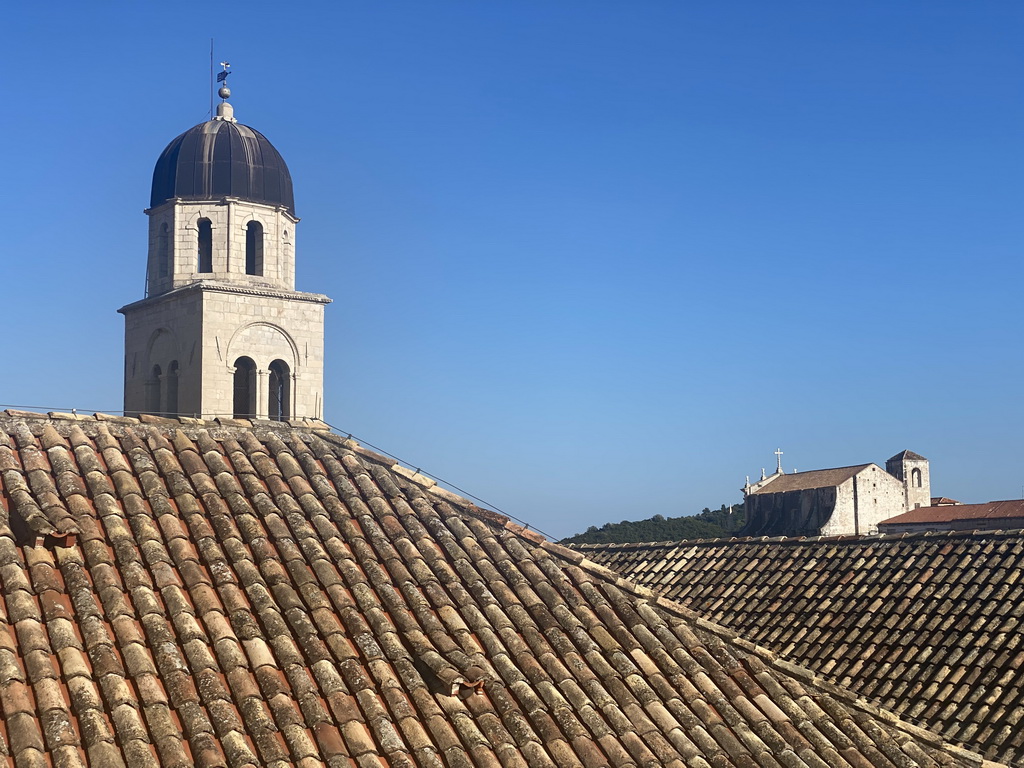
0,408,332,432
783,462,874,473
0,411,550,538
571,526,1024,549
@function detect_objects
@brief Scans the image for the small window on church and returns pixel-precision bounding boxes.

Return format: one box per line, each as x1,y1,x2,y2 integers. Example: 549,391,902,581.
268,359,290,421
166,360,179,417
198,218,213,273
912,468,922,488
245,221,264,276
146,365,162,415
233,357,257,418
158,223,170,278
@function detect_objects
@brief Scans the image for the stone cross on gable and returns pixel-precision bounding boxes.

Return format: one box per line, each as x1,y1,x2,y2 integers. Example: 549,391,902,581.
775,448,784,474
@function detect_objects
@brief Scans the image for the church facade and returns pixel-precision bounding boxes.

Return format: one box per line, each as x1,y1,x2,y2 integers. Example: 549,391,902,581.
741,450,931,536
119,93,331,421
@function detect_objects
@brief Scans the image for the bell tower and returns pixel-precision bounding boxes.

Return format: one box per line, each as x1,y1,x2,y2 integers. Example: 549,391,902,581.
886,450,931,511
120,72,331,420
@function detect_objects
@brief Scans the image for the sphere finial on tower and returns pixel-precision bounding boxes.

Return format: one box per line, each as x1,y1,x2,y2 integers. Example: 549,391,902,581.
217,61,231,93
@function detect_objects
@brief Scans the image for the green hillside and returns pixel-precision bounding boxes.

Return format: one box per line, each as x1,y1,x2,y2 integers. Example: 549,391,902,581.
560,504,745,545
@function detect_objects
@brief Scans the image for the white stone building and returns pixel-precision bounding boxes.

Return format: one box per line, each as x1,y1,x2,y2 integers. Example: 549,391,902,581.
120,92,331,421
741,450,931,536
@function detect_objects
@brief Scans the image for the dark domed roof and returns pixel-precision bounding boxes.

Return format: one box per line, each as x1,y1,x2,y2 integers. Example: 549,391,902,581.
150,117,295,214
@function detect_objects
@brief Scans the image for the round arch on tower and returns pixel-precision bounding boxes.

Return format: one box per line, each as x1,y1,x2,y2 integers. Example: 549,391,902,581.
225,322,299,372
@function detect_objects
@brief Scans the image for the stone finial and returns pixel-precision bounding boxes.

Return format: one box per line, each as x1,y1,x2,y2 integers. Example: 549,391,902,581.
215,101,236,122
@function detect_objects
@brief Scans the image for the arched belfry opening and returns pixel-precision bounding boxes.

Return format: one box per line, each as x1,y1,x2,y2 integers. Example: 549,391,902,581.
197,218,213,273
233,357,257,418
245,221,264,276
121,80,331,421
268,360,291,421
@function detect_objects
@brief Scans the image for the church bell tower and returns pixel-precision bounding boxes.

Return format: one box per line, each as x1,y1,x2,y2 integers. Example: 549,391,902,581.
120,74,331,421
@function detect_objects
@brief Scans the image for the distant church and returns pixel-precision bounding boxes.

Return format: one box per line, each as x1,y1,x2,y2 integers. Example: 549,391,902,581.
741,450,931,537
119,79,331,421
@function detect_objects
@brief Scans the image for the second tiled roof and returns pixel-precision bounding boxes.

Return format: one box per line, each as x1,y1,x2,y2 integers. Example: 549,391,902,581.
576,532,1024,765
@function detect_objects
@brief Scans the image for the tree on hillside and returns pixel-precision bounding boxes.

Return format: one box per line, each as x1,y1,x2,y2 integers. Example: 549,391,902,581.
560,503,745,545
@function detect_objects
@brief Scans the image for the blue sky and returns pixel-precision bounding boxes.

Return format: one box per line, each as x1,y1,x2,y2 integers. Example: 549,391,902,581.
3,2,1022,538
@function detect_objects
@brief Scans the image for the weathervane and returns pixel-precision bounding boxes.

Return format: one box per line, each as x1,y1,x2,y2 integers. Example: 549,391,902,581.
217,61,232,100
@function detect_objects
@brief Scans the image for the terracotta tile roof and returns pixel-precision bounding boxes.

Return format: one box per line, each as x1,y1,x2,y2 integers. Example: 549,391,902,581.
576,531,1024,765
879,500,1024,527
0,411,991,768
748,465,871,494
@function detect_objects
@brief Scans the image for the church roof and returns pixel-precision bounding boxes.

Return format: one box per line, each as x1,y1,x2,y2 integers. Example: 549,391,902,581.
0,411,989,768
150,117,295,215
748,464,872,494
575,531,1024,765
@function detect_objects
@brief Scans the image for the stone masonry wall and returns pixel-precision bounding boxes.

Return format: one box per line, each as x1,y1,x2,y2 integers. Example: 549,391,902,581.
146,200,297,296
199,287,327,420
122,290,204,417
821,465,907,536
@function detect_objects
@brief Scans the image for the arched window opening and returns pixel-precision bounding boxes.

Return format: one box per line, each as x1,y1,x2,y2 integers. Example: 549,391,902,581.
146,365,162,415
912,468,922,488
245,220,264,276
233,357,257,418
158,223,170,278
268,360,291,421
197,218,213,273
166,361,179,417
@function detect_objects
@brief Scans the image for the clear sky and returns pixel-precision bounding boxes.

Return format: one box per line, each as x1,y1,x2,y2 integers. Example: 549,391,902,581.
3,2,1022,539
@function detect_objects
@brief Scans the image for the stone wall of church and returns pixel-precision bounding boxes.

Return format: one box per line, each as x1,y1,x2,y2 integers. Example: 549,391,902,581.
742,486,838,536
199,288,327,420
821,465,908,536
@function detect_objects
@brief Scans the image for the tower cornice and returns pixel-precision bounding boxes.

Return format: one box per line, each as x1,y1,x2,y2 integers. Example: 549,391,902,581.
144,198,301,223
118,280,332,315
